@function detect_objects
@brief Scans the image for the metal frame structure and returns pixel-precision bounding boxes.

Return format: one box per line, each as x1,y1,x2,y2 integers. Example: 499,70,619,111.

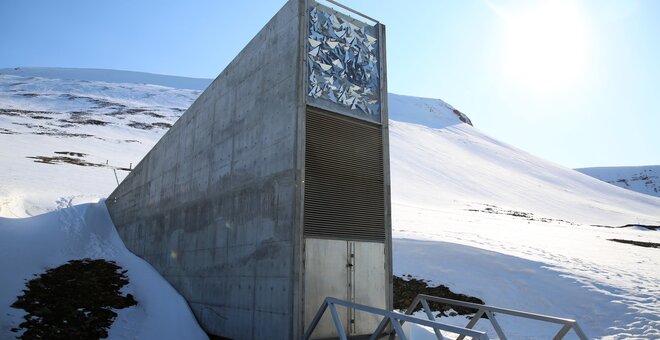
383,294,589,340
322,0,379,23
305,295,589,340
303,297,489,340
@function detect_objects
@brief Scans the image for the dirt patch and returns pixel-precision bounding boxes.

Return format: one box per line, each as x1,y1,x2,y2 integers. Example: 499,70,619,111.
59,94,121,109
609,239,660,249
10,258,137,339
128,121,173,130
0,109,57,117
28,115,53,120
0,110,20,116
61,119,109,126
54,151,87,157
152,122,172,129
27,155,100,167
26,153,130,171
467,204,577,225
121,108,165,118
128,121,152,130
32,131,96,139
394,275,485,318
591,224,659,230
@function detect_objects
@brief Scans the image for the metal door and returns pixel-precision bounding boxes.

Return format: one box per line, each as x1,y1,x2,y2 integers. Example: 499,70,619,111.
304,238,386,338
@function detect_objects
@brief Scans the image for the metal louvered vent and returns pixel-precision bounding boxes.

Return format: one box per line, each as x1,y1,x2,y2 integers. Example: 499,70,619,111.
304,107,385,242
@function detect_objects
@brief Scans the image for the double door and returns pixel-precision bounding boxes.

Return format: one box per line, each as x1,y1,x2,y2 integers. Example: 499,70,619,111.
303,238,387,338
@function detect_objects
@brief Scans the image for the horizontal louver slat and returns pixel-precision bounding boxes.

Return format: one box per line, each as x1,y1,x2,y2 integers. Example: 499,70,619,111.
303,108,386,242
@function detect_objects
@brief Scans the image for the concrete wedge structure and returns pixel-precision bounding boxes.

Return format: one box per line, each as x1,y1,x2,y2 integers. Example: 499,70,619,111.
106,1,391,338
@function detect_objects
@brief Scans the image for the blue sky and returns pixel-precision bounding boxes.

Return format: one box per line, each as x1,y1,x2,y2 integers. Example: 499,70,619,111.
1,0,658,168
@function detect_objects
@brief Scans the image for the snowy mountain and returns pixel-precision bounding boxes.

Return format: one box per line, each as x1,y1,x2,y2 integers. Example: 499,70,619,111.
576,165,660,198
1,69,659,339
1,67,212,90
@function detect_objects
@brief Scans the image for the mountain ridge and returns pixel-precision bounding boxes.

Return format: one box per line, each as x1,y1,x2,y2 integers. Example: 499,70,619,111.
576,165,660,198
0,67,213,91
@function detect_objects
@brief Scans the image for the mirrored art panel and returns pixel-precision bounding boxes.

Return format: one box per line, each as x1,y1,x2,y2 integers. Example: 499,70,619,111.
307,5,380,117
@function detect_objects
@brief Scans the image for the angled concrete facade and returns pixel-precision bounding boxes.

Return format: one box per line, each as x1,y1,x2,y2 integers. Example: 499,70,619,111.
106,1,390,339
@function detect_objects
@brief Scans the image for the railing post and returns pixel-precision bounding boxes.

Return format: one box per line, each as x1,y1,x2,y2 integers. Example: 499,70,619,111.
303,300,329,340
328,302,348,340
420,298,444,340
553,323,573,340
457,309,484,340
370,317,391,340
572,322,589,340
484,311,506,340
405,295,423,315
390,316,407,340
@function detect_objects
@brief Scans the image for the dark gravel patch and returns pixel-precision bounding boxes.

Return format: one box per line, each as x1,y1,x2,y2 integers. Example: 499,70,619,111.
10,258,137,339
394,275,485,318
609,239,660,249
26,155,100,167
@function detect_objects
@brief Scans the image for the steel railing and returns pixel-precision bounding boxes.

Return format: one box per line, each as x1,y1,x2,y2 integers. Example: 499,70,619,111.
303,296,489,340
375,294,589,340
304,294,589,340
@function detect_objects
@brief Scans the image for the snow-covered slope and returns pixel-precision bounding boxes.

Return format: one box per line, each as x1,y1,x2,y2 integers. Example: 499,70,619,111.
0,74,200,217
1,67,212,90
576,165,660,198
1,69,659,339
388,96,659,227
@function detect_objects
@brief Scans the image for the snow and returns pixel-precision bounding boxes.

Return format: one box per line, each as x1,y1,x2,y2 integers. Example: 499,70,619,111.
1,69,659,339
0,201,207,339
0,74,199,217
576,165,660,198
395,239,634,339
0,67,212,90
388,95,660,338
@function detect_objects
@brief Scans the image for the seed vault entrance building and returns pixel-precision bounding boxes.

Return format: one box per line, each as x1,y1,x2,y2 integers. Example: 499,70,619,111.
106,0,391,338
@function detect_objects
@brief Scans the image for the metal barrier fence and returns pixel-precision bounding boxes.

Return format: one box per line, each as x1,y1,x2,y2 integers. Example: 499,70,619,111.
303,297,489,340
381,294,589,340
304,295,589,340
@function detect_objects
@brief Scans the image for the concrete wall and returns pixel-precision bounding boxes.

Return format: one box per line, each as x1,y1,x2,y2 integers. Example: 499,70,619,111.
106,0,303,338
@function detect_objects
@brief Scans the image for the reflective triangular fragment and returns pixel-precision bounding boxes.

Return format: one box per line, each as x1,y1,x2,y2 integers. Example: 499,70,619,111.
327,89,337,103
317,62,332,71
308,85,321,97
332,59,343,69
330,14,341,28
326,40,339,49
337,88,346,102
308,46,320,56
308,38,322,48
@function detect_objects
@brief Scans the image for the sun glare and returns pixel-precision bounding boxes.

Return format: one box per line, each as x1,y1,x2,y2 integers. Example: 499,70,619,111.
495,1,590,94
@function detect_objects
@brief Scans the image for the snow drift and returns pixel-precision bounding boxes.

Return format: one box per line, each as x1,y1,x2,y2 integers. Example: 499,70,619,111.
0,201,207,339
